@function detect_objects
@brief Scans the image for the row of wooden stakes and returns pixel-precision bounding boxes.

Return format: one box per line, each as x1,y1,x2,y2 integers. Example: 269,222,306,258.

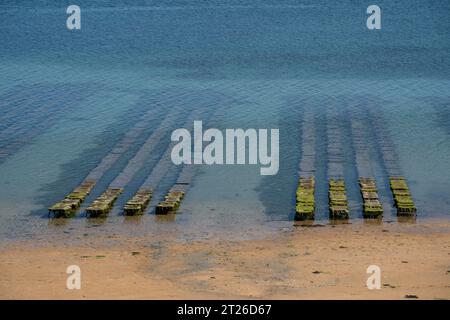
295,176,416,221
49,181,185,218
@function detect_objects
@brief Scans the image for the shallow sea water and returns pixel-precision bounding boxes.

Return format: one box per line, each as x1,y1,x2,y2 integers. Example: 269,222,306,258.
0,1,449,241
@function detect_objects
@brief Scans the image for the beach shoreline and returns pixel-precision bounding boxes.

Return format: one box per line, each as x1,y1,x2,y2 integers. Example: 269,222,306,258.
1,220,449,300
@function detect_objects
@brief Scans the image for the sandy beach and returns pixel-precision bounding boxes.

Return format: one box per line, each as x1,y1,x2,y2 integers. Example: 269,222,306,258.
1,0,450,306
1,220,449,300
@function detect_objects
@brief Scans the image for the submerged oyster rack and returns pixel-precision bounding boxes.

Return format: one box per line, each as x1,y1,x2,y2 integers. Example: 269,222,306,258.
359,178,383,218
86,188,123,217
123,188,153,216
155,189,185,215
328,179,349,219
389,177,417,216
295,176,315,221
48,180,96,217
292,175,415,220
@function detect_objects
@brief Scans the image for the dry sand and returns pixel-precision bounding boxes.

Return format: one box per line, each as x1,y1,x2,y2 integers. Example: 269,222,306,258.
1,220,449,299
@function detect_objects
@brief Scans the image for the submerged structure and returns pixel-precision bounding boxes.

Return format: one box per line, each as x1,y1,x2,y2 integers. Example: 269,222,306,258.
359,177,383,218
328,179,349,219
389,177,416,215
48,180,96,217
86,188,123,217
155,190,185,215
295,176,315,220
123,188,153,216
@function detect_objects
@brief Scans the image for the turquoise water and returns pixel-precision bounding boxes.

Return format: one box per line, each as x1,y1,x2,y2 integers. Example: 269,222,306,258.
0,1,449,241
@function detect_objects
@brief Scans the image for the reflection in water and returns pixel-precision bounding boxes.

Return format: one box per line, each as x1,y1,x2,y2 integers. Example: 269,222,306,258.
363,218,383,226
47,217,70,228
329,220,352,227
293,220,315,228
397,216,417,224
154,213,177,223
86,216,108,226
123,215,143,225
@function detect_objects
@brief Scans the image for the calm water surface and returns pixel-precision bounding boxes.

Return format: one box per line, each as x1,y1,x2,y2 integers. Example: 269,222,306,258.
0,0,449,241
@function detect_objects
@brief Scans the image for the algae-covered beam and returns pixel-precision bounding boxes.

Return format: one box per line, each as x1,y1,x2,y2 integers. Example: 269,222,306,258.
358,177,383,218
389,177,416,216
329,179,349,219
123,188,153,216
86,188,123,217
295,176,315,221
155,190,185,215
48,180,96,217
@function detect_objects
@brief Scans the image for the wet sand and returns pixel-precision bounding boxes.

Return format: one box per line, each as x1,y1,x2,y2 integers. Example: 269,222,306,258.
0,220,449,299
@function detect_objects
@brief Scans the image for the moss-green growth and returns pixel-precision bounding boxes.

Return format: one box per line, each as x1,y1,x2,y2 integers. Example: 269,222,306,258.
297,193,314,203
358,177,383,219
295,176,315,219
330,200,348,207
389,178,409,191
394,196,414,205
329,179,345,188
66,192,88,201
359,178,377,192
296,204,314,213
49,180,97,218
363,205,383,218
329,206,349,219
86,188,123,217
392,190,411,196
389,177,417,216
329,191,347,201
361,191,379,200
328,179,348,219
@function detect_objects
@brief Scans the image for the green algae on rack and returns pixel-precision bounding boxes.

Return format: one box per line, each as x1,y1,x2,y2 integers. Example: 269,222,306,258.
48,106,162,219
123,188,153,216
389,177,417,215
48,180,96,217
155,190,185,215
329,179,349,219
295,104,316,222
295,176,315,221
359,177,383,218
86,188,123,217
